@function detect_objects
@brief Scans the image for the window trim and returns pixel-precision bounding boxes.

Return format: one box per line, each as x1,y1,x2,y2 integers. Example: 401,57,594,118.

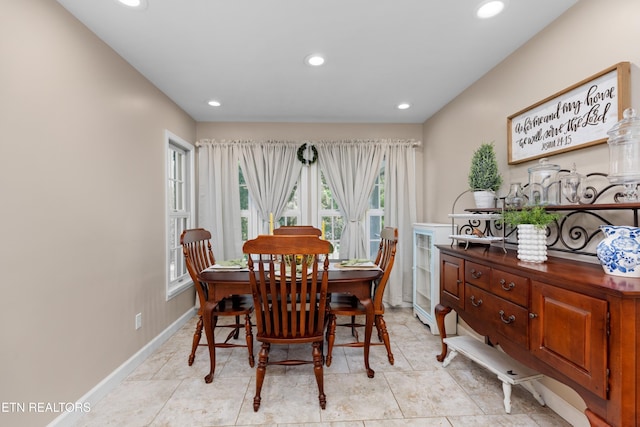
165,130,195,300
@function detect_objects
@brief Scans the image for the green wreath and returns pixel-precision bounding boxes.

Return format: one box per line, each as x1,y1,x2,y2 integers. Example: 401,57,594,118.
297,143,318,166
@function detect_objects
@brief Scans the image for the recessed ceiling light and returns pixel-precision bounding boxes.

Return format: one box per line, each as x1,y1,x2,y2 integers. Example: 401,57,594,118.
397,103,411,110
207,100,221,107
476,0,506,19
305,54,325,67
115,0,147,10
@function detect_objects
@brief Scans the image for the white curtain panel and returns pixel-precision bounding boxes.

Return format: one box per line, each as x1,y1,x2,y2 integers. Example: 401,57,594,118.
197,140,243,260
238,141,303,233
383,141,417,307
316,141,385,259
197,137,419,307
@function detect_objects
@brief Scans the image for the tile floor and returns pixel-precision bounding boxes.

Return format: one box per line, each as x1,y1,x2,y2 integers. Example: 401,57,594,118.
75,308,571,426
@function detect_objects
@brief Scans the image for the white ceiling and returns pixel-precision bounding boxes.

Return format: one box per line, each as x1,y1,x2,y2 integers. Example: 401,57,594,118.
56,0,577,123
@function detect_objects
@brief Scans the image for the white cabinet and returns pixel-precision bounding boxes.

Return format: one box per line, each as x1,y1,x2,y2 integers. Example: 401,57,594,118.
412,223,456,335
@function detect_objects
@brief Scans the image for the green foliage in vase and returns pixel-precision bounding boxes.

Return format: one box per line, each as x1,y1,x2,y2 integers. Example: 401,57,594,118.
500,206,561,229
468,142,503,191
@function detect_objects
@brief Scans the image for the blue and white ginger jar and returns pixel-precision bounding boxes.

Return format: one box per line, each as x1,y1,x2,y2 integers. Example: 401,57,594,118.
596,225,640,277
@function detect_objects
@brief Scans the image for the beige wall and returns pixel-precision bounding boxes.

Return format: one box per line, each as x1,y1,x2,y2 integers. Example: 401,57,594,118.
424,0,640,223
0,2,196,426
423,0,640,417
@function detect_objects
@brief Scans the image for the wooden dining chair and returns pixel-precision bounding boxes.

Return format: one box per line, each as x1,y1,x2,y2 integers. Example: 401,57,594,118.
243,234,331,411
325,226,398,366
180,228,254,375
273,225,322,236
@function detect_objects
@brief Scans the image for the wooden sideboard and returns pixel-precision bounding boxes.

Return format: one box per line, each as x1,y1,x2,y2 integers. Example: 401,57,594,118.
435,245,640,427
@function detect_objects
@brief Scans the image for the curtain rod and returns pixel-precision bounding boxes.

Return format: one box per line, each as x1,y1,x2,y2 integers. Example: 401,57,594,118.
195,139,421,147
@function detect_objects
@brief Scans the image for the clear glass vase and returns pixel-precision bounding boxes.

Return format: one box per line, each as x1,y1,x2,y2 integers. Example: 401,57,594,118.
560,163,585,205
504,183,525,209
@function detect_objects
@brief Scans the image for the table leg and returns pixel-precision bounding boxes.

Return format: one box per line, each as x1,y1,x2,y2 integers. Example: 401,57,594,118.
361,298,375,378
202,300,218,383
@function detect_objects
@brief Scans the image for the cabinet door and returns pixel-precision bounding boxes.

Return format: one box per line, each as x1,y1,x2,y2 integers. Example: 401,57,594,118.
414,232,433,317
530,280,608,399
440,253,464,310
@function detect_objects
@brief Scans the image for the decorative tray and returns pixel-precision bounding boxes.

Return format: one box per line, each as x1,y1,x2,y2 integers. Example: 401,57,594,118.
448,213,502,220
449,234,504,243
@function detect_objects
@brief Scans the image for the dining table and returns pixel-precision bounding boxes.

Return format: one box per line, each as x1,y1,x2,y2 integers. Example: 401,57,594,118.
197,261,382,382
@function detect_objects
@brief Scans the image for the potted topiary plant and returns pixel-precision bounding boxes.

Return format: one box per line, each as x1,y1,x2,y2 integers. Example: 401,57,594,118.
468,142,503,208
501,206,560,263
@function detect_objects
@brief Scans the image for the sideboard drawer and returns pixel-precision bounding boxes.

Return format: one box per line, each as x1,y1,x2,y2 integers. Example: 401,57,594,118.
491,269,529,307
490,293,529,348
465,283,528,348
465,261,490,291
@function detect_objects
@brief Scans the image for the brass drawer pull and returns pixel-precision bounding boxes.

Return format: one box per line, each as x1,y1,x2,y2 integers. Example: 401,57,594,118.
499,310,516,324
499,278,516,291
470,295,483,307
470,268,483,279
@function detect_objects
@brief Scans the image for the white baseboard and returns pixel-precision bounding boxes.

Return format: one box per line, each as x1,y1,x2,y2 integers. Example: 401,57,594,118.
539,385,589,427
47,308,196,427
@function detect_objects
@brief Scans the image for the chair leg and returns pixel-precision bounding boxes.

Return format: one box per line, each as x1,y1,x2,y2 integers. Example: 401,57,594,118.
350,314,357,337
325,314,336,367
349,297,358,337
375,314,394,365
313,341,326,409
253,343,269,412
233,314,241,339
188,314,203,366
244,313,255,367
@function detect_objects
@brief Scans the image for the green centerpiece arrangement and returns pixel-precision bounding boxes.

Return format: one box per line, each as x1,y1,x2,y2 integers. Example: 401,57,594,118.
468,142,503,208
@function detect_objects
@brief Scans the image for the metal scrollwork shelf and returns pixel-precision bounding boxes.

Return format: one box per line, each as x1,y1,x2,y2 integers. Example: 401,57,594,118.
449,189,506,252
454,172,640,257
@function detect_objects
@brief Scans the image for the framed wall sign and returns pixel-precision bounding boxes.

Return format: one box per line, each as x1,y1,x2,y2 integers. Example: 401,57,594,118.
507,62,631,165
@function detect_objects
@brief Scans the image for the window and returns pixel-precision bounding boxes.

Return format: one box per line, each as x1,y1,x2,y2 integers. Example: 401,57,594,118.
239,167,250,242
319,170,344,258
239,169,303,239
279,183,301,226
166,131,195,299
320,160,385,258
240,160,385,259
367,161,385,255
